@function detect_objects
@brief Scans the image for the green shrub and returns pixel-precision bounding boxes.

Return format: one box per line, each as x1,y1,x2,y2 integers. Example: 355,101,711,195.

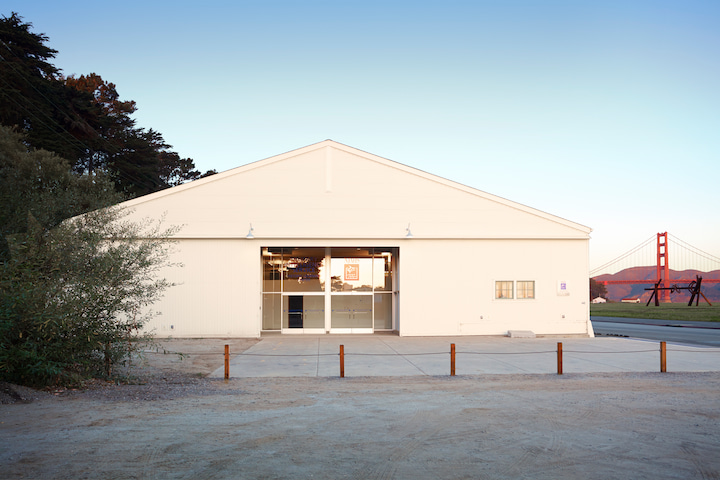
0,208,177,387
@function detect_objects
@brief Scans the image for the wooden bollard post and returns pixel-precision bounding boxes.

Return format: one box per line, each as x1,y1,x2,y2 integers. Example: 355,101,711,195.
557,342,563,375
224,344,230,380
450,343,456,376
339,344,345,378
660,341,667,373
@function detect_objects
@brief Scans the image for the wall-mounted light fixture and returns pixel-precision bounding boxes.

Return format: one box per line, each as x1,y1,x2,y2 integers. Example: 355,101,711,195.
246,223,255,239
405,223,413,238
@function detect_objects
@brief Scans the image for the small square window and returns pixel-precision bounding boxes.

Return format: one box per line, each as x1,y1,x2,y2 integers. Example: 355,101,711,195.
517,281,535,299
495,281,513,299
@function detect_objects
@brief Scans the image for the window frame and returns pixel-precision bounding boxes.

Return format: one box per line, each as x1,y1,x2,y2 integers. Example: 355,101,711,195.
494,280,537,300
516,280,536,300
494,280,514,300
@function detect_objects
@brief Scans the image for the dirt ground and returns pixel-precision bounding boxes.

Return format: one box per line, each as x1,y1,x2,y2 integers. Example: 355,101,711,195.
1,338,720,479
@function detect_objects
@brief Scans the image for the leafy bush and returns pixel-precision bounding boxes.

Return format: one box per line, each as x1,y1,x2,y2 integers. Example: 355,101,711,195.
0,208,177,387
0,126,178,387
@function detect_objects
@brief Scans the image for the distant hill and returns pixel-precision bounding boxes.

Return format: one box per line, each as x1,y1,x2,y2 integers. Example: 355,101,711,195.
593,267,720,303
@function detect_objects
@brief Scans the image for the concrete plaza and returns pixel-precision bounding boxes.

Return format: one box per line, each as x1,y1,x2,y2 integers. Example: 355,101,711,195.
210,334,720,378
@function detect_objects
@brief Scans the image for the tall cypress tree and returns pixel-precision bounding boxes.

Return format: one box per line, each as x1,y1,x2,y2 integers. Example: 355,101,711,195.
1,13,214,197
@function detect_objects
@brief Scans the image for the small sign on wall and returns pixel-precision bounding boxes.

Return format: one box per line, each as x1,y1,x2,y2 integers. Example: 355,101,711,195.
344,263,360,281
557,280,570,296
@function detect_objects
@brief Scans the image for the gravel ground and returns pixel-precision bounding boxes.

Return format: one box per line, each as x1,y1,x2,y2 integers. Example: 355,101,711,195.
0,338,258,404
2,338,720,479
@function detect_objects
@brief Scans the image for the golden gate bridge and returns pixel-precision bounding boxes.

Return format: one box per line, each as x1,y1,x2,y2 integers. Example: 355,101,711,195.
591,232,720,303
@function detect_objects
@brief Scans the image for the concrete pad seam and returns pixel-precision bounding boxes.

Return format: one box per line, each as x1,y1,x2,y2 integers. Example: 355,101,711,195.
564,353,640,372
315,338,320,377
469,354,534,375
379,337,430,376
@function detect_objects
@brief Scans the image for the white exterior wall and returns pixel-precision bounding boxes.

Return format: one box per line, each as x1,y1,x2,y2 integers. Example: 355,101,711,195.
121,143,588,241
151,239,260,337
123,140,593,339
147,237,591,338
399,239,591,336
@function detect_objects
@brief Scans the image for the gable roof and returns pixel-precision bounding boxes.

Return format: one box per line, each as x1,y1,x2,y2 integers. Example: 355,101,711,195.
121,140,591,240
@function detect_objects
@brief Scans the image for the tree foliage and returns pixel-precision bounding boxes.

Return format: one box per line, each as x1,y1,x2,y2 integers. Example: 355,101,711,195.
0,13,201,387
590,278,608,301
0,208,177,387
0,126,122,252
0,13,214,197
0,125,177,387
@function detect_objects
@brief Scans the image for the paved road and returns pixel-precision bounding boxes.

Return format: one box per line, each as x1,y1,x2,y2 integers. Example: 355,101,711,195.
592,316,720,347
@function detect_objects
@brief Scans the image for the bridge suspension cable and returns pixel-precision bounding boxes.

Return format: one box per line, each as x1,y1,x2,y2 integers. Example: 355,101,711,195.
668,234,720,272
590,235,656,277
592,233,720,278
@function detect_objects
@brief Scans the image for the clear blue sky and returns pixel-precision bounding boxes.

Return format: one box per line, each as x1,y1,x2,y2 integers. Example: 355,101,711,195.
5,1,719,273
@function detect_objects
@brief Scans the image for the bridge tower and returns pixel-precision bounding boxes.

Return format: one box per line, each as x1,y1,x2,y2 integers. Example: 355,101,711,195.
656,232,670,303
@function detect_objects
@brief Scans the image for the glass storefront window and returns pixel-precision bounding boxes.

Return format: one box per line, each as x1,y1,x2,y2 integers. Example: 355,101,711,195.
261,247,398,332
262,294,282,330
330,248,373,292
262,248,283,293
373,249,393,291
374,293,392,329
282,247,326,293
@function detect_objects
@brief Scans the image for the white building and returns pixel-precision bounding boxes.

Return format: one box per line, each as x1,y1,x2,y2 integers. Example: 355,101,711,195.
122,140,593,338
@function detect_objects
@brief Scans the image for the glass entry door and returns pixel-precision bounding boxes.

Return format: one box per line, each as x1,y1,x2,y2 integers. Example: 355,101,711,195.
330,249,375,333
282,294,325,333
331,294,373,333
